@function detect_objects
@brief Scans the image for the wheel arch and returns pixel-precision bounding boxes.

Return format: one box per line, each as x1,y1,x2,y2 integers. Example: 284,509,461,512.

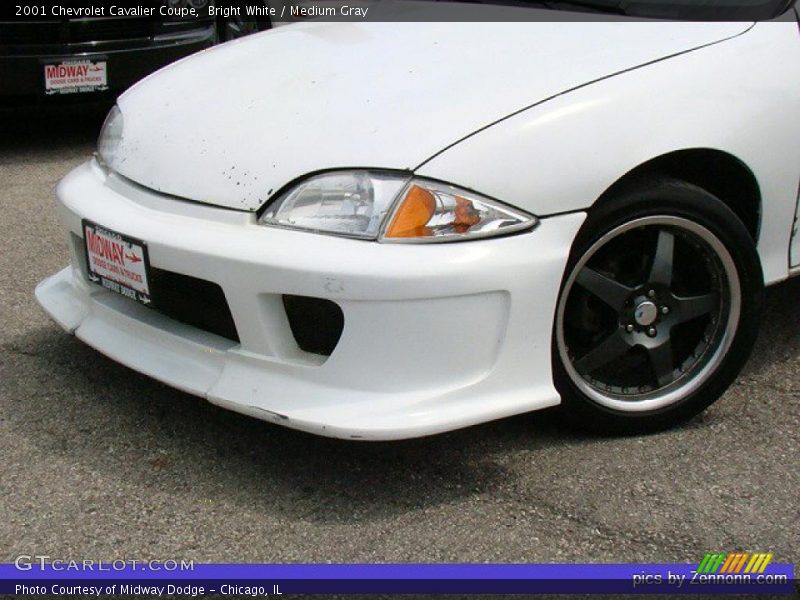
593,149,762,242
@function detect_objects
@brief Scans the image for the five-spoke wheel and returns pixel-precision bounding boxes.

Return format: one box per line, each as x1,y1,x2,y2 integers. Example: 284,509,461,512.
554,178,763,432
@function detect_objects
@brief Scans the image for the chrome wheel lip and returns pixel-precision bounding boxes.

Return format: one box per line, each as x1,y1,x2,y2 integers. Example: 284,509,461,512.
556,215,741,413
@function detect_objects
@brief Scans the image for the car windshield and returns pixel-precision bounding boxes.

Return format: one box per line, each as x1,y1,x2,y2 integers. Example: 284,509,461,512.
485,0,794,20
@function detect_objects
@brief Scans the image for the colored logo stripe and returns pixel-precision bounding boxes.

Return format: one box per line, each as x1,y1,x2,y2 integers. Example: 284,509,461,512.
697,553,773,574
745,553,773,574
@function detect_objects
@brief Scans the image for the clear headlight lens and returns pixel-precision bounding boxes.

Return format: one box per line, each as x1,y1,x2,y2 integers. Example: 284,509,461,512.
96,105,124,168
259,171,410,239
259,171,537,243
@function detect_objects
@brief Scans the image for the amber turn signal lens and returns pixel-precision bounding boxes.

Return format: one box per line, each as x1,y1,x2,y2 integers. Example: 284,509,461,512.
382,179,537,242
384,184,436,238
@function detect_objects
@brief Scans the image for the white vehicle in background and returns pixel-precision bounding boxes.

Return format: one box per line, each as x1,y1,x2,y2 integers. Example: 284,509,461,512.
36,0,800,440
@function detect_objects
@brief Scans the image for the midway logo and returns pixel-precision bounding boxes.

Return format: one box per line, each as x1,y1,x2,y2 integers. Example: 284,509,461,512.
45,63,91,79
86,229,127,267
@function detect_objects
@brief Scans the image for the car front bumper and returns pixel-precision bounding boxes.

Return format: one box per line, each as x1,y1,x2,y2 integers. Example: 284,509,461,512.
36,160,586,440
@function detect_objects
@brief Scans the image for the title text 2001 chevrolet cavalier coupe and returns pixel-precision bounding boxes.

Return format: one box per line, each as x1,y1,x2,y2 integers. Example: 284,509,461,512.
37,0,800,439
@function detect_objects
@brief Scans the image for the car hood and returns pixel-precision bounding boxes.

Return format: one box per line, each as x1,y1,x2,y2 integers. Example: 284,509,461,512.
113,7,749,211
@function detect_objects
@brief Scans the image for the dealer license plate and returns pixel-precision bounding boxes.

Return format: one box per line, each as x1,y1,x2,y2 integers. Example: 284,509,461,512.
83,221,152,306
44,60,108,95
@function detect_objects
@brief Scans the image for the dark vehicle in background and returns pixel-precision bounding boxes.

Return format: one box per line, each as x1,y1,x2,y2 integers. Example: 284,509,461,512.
0,0,268,105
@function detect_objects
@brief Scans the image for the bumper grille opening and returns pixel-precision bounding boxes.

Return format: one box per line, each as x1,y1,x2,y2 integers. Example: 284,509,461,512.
148,268,239,343
283,295,344,357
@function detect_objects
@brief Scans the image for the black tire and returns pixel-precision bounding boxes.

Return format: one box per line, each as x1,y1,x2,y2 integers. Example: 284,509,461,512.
553,177,763,434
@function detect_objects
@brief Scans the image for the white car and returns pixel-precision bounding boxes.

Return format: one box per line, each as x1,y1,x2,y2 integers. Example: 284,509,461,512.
37,1,800,440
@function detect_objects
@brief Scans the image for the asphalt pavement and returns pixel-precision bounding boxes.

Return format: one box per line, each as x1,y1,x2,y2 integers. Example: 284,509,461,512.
1,107,798,575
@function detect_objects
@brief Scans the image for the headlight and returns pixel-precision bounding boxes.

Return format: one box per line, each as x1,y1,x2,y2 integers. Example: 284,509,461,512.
258,171,537,242
96,105,124,168
259,172,410,240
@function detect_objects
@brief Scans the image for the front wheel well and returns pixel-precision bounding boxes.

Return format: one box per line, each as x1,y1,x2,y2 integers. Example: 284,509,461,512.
596,149,762,242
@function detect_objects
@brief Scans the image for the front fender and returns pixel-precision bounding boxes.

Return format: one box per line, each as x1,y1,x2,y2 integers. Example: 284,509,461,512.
417,22,800,285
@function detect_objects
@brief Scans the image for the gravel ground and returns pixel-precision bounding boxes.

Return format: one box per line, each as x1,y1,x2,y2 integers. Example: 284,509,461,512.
0,108,798,583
